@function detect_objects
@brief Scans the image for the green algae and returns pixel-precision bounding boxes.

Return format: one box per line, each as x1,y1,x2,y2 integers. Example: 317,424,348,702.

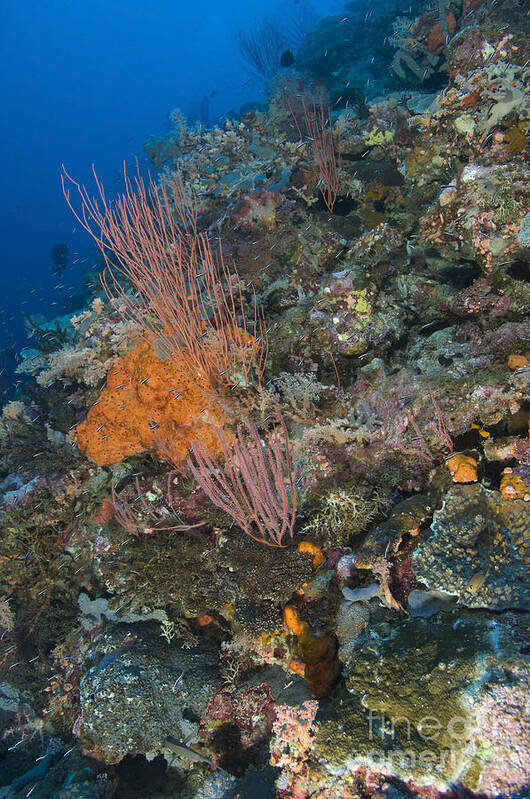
315,614,490,788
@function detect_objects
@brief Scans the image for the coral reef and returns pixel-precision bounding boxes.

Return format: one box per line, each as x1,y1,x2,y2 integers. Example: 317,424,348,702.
1,0,529,796
315,612,529,793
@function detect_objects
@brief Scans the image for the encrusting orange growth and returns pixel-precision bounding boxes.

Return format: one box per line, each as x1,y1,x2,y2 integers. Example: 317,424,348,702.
283,605,340,698
508,354,529,371
195,614,215,626
500,468,530,501
297,541,324,568
427,13,456,55
284,605,309,637
447,453,478,483
288,659,306,677
75,341,227,466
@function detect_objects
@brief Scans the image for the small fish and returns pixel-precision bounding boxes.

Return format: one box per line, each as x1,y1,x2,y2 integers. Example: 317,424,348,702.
280,49,295,68
465,572,488,593
165,735,217,768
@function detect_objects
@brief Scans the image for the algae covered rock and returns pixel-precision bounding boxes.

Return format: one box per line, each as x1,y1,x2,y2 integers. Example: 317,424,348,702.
310,273,406,358
412,484,529,610
314,612,529,793
353,493,436,569
79,623,222,763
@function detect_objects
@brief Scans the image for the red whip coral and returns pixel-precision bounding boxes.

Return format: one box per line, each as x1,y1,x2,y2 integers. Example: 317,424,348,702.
188,417,298,546
62,165,267,388
291,97,341,213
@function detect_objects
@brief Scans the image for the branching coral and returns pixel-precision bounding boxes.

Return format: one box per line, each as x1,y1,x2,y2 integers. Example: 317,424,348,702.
17,316,140,389
306,484,390,546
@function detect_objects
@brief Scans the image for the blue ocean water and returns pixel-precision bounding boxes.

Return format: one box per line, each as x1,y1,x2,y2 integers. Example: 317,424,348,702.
0,0,341,388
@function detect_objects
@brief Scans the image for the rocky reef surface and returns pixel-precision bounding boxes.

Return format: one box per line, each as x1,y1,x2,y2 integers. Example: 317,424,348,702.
1,0,528,796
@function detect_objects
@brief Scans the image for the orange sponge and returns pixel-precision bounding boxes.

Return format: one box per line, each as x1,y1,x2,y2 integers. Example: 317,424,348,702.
284,604,340,697
75,341,227,466
447,453,478,483
297,541,324,568
284,605,309,637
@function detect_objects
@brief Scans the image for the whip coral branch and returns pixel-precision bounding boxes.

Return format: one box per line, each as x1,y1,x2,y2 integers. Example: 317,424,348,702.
403,384,453,463
109,478,204,536
293,98,341,213
61,165,267,387
187,417,298,547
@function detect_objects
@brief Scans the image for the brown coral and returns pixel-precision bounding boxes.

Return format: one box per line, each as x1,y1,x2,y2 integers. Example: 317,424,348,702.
427,13,456,55
505,124,528,154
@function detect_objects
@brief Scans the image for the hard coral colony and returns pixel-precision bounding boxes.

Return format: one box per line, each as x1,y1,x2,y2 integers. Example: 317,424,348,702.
1,1,529,798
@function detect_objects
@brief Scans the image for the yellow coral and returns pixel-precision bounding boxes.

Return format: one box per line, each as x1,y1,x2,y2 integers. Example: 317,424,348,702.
345,289,371,315
1,401,27,421
365,127,394,147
